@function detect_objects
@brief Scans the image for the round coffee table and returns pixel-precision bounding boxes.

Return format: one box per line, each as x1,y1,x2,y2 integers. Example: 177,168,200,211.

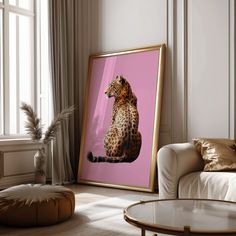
124,199,236,236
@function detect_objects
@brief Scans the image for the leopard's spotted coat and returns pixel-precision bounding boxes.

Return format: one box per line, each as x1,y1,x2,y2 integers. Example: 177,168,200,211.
87,75,142,163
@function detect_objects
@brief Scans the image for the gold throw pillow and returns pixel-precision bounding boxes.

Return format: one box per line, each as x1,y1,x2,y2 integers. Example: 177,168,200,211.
193,138,236,171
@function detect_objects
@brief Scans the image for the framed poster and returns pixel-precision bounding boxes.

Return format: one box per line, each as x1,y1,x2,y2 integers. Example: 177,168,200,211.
77,44,166,192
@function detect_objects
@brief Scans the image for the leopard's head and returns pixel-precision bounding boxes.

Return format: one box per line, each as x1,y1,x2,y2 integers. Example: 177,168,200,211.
105,75,131,98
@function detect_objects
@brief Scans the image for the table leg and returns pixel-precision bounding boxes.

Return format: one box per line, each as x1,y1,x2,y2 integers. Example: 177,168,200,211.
141,228,145,236
184,226,191,236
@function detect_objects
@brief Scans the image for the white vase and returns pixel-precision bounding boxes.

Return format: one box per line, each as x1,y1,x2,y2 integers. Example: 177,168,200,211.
34,148,47,184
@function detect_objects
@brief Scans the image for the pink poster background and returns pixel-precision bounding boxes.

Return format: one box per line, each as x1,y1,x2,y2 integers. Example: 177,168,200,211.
80,50,160,188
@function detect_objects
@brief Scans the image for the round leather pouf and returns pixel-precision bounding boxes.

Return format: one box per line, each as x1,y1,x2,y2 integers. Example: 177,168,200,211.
0,184,75,227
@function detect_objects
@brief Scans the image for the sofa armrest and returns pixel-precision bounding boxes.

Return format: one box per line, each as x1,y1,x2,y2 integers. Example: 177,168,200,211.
157,143,204,199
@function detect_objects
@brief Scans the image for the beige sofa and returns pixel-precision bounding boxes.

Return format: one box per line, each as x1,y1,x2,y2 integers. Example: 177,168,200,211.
157,143,236,201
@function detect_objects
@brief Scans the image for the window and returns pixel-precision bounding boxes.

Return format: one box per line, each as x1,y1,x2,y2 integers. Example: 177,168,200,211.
0,0,51,138
36,0,52,133
9,0,33,11
0,8,3,135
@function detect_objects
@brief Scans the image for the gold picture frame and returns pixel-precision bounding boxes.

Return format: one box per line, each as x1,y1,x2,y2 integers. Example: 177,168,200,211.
77,44,166,192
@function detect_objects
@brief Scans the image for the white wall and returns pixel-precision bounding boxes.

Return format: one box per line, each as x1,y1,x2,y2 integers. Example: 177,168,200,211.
1,0,234,188
84,0,235,145
187,0,235,140
86,0,172,147
89,0,167,52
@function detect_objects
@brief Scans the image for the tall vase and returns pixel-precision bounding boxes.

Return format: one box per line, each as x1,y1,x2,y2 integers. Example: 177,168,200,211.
34,148,47,184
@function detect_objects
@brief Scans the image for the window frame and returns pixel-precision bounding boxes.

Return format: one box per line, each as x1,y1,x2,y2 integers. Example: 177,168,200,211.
0,0,37,139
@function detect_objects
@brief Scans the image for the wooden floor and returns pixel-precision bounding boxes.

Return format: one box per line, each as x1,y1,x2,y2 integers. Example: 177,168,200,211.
70,183,158,202
0,184,159,236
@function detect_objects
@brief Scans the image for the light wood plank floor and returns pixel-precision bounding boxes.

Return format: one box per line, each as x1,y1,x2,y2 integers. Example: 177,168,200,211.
71,184,158,203
0,184,159,236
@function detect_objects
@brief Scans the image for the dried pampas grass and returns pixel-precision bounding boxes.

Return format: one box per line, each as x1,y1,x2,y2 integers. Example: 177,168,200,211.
20,102,75,144
43,105,76,144
20,102,42,141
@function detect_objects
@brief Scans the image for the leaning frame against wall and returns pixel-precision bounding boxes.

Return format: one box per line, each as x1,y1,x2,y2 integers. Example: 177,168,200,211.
78,44,166,192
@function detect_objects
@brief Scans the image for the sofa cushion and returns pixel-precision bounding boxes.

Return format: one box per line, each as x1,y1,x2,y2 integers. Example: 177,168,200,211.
179,171,236,201
193,138,236,171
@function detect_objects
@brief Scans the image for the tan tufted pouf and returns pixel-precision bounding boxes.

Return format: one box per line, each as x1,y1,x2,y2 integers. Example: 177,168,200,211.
0,184,75,227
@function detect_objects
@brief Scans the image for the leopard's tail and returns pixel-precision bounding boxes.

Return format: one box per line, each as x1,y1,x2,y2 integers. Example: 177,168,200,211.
87,151,128,163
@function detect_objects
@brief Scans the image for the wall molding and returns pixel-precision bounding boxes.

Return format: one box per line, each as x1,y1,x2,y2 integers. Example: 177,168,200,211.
229,0,235,139
166,0,173,144
171,0,235,141
0,173,34,189
182,0,188,141
0,141,39,188
167,0,188,143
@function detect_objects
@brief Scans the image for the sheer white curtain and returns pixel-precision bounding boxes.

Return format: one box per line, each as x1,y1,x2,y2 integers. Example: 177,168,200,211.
48,0,76,184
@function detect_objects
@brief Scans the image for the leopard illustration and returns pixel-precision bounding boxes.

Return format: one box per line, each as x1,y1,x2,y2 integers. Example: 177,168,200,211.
87,75,142,163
